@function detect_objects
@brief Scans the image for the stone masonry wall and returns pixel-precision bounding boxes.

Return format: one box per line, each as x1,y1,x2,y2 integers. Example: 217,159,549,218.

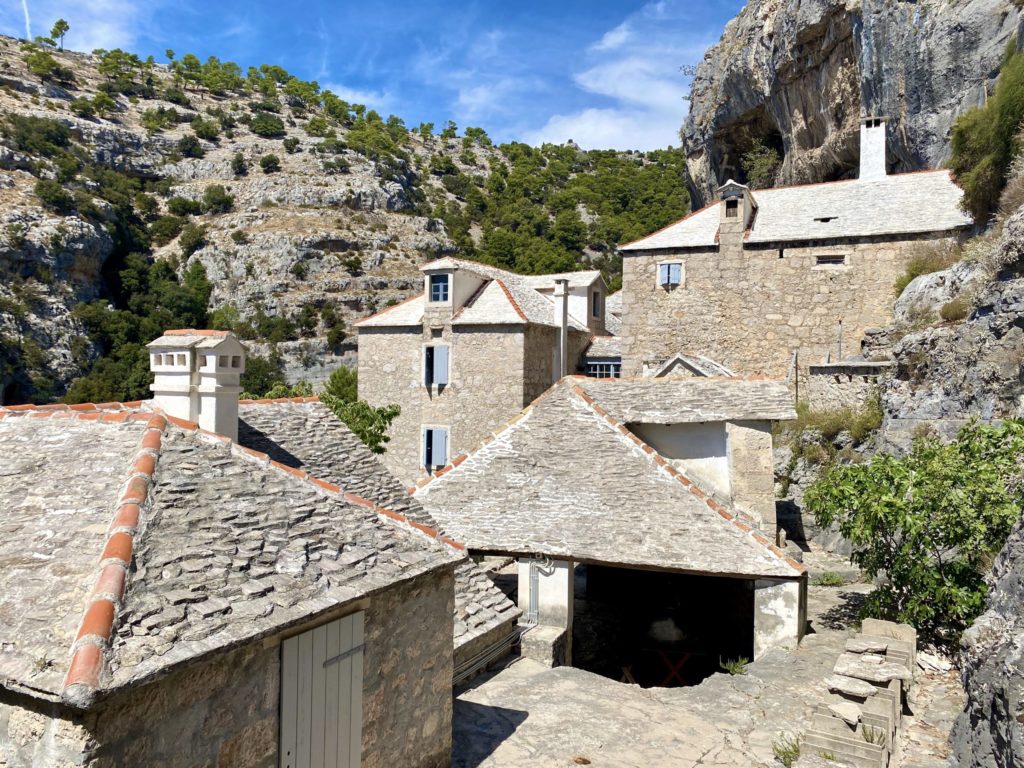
620,234,958,378
0,569,454,768
726,420,776,530
805,363,890,412
522,326,592,404
361,567,455,768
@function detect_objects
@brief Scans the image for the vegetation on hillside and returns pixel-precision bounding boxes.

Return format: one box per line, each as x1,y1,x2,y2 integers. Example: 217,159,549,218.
805,420,1024,644
951,40,1024,223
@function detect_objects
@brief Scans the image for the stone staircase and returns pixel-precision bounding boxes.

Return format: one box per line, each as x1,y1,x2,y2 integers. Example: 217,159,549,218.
800,618,917,767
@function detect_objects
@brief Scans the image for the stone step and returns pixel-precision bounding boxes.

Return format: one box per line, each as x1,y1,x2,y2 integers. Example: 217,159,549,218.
817,698,893,747
803,729,888,768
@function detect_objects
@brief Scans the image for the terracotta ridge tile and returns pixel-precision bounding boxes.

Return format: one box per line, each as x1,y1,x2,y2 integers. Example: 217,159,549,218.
494,279,529,322
63,414,168,706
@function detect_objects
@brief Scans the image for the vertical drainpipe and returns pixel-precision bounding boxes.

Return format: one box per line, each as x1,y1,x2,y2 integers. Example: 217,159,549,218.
554,278,569,379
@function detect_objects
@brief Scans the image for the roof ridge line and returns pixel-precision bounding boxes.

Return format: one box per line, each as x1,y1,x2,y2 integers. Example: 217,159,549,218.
564,381,805,577
62,413,168,708
409,380,571,496
165,422,466,556
494,279,529,322
238,395,321,405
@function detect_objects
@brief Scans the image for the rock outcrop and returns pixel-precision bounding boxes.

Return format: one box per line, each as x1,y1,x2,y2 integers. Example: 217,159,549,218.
683,0,1020,205
949,511,1024,767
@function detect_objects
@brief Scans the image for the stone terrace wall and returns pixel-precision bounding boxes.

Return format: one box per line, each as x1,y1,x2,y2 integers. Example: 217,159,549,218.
620,234,957,378
805,362,891,412
0,569,454,768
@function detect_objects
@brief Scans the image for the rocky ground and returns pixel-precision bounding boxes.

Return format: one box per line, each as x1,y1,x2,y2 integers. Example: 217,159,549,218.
453,556,963,768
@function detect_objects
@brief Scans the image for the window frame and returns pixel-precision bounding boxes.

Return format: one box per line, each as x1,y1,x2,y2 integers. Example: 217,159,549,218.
586,360,622,379
423,344,449,387
657,261,683,289
591,290,601,319
428,273,450,303
725,199,739,218
423,426,449,470
814,254,847,267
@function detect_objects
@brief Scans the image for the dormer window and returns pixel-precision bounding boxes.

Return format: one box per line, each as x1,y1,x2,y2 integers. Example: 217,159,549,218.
725,199,739,218
429,274,450,303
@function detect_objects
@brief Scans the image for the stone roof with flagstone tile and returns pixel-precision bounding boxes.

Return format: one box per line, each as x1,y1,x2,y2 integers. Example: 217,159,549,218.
620,170,972,251
0,402,459,708
412,380,804,579
572,376,796,423
236,398,521,656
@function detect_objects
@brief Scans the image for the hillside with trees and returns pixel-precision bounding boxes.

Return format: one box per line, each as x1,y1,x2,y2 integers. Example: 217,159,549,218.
0,28,689,404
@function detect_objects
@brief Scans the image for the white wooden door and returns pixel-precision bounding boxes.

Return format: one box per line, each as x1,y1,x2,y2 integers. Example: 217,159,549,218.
280,612,364,768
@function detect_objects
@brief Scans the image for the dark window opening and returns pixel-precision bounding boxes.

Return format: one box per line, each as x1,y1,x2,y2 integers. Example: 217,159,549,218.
814,216,837,223
592,291,601,318
423,427,448,469
586,360,621,379
725,199,739,218
815,255,846,266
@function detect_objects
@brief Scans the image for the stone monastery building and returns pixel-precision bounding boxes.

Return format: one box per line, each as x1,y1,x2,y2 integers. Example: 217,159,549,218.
356,257,616,485
618,119,974,378
0,330,518,768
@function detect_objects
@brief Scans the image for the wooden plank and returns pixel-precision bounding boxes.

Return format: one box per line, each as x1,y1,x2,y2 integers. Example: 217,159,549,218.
324,619,341,768
280,636,299,768
349,613,364,768
337,615,354,768
296,630,314,768
311,623,328,768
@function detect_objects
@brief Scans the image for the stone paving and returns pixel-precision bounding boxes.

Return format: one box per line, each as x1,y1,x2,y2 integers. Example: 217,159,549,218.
453,564,967,768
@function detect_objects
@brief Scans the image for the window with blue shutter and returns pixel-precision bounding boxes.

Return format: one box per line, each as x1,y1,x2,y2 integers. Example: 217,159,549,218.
658,262,682,288
423,346,449,387
423,427,449,469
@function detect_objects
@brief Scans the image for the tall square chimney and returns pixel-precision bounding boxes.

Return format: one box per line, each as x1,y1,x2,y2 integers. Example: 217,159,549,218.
859,117,888,181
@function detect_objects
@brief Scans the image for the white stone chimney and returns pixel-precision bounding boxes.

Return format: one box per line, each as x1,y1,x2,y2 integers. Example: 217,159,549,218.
148,329,246,441
859,117,888,181
553,279,569,379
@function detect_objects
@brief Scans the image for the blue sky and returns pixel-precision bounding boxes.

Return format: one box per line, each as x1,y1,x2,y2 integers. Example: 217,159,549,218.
1,0,744,150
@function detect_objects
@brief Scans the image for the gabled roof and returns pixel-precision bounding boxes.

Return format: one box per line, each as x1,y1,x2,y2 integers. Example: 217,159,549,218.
148,329,239,350
620,170,972,251
0,402,459,707
521,270,603,290
412,380,803,579
652,354,735,378
236,398,521,652
356,258,591,331
573,376,795,423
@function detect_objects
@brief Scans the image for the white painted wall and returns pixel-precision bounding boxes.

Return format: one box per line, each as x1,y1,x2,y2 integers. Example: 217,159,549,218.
860,120,887,180
631,422,730,496
753,578,806,659
517,558,574,628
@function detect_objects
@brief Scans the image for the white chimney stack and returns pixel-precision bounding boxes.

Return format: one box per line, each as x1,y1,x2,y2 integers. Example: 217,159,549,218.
553,278,569,379
148,329,246,441
859,117,887,181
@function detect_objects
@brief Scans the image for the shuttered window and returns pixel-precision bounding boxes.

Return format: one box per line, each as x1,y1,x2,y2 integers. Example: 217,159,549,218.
424,427,448,469
280,612,365,768
658,262,682,288
423,345,449,387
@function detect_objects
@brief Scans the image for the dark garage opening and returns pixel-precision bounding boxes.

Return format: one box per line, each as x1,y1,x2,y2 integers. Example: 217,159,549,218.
572,564,754,688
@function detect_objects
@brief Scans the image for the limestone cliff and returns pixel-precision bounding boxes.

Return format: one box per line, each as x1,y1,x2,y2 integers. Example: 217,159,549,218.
683,0,1020,205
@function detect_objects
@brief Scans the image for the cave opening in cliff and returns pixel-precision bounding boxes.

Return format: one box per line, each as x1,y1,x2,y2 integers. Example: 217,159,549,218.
715,106,785,191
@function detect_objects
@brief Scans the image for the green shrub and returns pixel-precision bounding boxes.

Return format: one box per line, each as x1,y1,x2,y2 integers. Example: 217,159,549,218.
740,139,781,189
70,97,95,118
201,184,234,214
141,106,180,133
148,215,185,245
134,192,159,219
290,260,308,279
260,154,281,173
167,196,203,216
231,152,248,176
250,111,286,138
940,296,970,322
177,134,205,159
772,735,800,768
813,571,846,587
239,352,286,395
34,179,74,214
230,229,249,244
950,44,1024,222
894,241,961,296
321,396,399,454
190,117,220,141
282,137,300,153
161,87,191,107
718,657,748,675
178,223,207,255
806,420,1024,644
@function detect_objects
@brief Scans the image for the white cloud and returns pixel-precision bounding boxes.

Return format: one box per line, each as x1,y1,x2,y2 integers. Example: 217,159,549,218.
523,107,682,152
322,82,394,113
590,21,631,52
0,0,166,51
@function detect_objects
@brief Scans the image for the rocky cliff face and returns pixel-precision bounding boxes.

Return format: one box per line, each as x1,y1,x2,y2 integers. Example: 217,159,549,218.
949,509,1024,767
683,0,1020,205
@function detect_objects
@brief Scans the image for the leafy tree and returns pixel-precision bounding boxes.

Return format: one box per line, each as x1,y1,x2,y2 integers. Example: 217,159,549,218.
167,196,202,216
201,184,234,214
149,215,185,246
417,122,434,140
283,137,300,153
91,91,117,117
239,352,286,396
133,192,159,219
805,420,1024,644
951,43,1024,222
250,111,286,138
440,120,458,139
740,139,781,189
165,49,175,61
50,19,69,50
23,47,72,82
178,223,207,256
321,395,400,455
231,152,248,176
191,117,220,141
323,365,357,403
260,154,281,173
70,97,95,118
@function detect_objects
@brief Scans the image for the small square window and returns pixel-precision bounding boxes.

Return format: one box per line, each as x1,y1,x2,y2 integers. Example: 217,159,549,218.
177,354,187,366
658,262,682,288
231,355,241,368
429,274,450,303
725,199,739,218
218,355,228,367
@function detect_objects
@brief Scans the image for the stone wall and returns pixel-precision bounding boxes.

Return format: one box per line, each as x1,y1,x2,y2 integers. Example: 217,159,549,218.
360,323,592,485
0,569,454,768
805,362,890,412
726,421,777,529
620,234,957,378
